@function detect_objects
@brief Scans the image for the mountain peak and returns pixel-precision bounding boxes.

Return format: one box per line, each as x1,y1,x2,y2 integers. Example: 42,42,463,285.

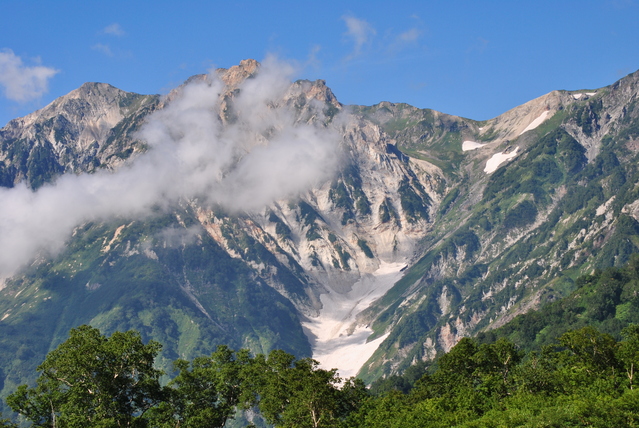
218,58,260,87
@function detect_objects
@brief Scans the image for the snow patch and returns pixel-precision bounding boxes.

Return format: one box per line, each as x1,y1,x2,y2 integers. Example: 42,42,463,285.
484,147,519,174
519,110,550,135
302,261,406,378
462,141,486,151
572,92,596,100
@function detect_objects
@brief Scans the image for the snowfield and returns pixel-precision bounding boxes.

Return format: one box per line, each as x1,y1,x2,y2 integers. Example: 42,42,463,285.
462,141,486,151
519,110,550,135
484,147,519,173
303,261,406,378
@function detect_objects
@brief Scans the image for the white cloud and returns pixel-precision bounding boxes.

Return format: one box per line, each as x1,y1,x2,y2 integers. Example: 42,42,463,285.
0,57,342,278
92,43,114,57
467,37,489,54
342,16,376,59
103,23,125,36
156,225,202,248
398,28,420,43
0,49,59,102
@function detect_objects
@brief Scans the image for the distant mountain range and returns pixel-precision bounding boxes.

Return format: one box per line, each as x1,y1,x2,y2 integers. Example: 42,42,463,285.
2,59,639,404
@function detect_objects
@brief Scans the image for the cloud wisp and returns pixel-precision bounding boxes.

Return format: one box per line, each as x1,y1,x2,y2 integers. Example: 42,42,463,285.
398,28,421,43
0,58,341,279
342,16,376,60
103,23,126,37
91,43,114,57
0,49,59,102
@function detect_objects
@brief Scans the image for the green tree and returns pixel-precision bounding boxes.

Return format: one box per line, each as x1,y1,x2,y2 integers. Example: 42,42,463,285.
619,324,639,389
559,326,619,374
147,345,254,428
0,415,17,428
253,350,348,428
6,325,163,427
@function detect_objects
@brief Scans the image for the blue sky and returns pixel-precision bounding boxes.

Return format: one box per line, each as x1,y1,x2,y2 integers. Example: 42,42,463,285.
1,0,638,126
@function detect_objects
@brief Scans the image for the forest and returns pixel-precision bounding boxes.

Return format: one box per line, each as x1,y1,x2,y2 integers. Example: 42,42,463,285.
6,257,639,427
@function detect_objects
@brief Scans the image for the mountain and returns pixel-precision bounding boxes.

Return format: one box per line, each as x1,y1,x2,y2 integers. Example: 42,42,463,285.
1,59,639,402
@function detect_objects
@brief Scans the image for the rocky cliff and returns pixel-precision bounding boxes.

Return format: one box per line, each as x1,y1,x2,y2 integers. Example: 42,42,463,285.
1,61,639,397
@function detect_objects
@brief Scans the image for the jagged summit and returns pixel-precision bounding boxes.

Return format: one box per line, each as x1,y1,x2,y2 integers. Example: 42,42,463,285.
1,62,639,399
0,81,158,187
217,58,260,87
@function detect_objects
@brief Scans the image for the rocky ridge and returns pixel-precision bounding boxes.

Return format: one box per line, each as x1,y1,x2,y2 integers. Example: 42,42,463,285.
1,61,639,393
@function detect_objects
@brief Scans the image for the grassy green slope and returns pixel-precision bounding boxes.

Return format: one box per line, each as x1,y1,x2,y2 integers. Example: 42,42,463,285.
359,73,639,382
0,210,311,413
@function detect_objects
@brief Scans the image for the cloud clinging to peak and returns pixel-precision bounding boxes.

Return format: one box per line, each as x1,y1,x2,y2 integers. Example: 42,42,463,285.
0,49,59,102
0,57,342,279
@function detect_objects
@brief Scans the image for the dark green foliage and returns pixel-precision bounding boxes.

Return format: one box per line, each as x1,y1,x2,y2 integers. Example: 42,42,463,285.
369,361,428,395
6,321,639,427
357,239,375,259
329,165,372,225
299,201,322,226
5,328,366,428
443,228,480,261
25,142,63,190
398,178,430,223
0,215,313,416
306,228,322,241
7,325,164,427
477,255,639,353
361,103,471,176
148,346,254,428
574,98,603,136
503,200,537,230
298,200,324,239
332,243,352,271
482,128,585,205
348,329,639,427
595,215,639,269
557,131,588,173
560,182,604,215
268,212,292,241
329,181,352,211
250,350,367,428
438,187,460,216
378,198,399,224
0,161,15,188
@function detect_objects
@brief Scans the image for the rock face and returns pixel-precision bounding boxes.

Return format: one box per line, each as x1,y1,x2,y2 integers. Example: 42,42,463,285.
2,61,639,397
0,83,159,188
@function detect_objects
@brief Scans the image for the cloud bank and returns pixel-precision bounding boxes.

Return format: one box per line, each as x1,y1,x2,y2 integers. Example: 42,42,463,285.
0,49,59,102
0,58,341,279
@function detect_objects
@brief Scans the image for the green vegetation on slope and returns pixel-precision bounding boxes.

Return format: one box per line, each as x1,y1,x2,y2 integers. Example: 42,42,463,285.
4,325,366,428
6,321,639,427
0,212,312,417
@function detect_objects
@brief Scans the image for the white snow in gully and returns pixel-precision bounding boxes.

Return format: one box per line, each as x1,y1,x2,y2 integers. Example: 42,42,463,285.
519,110,550,135
303,261,406,378
462,140,486,151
